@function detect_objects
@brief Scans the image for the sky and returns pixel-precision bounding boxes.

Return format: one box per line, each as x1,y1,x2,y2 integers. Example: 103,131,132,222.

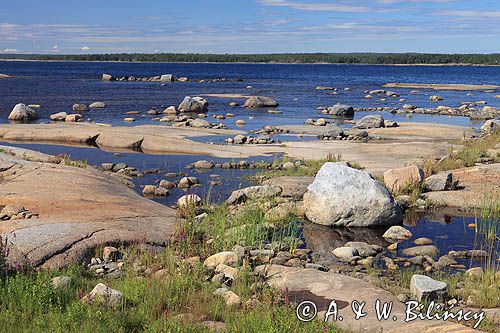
0,0,499,54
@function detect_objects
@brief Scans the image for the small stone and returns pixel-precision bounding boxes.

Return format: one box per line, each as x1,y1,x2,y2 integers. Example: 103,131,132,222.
223,291,241,307
414,237,433,246
82,283,123,306
382,226,413,240
51,276,71,289
102,246,120,261
204,251,239,269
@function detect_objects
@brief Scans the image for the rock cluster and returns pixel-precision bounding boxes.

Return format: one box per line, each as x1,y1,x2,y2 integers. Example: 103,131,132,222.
225,134,277,145
88,246,124,279
102,73,186,83
50,112,83,122
0,205,37,220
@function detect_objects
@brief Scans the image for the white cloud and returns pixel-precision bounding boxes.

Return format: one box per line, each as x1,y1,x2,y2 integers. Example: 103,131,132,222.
1,48,18,53
436,10,500,18
81,46,90,51
258,0,371,13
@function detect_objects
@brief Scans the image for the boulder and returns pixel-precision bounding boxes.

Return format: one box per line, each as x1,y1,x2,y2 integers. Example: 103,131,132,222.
192,160,214,169
410,275,447,302
72,104,88,112
160,74,176,83
82,283,123,306
89,102,106,109
204,251,239,269
177,194,202,208
191,118,211,128
355,115,385,129
382,225,413,240
178,96,208,113
332,246,359,262
8,104,38,121
303,163,402,227
424,172,453,191
65,114,82,122
402,245,439,258
226,186,282,205
383,165,424,193
244,96,278,108
102,74,115,81
327,104,354,117
481,119,499,134
324,124,344,137
50,112,68,121
51,276,71,289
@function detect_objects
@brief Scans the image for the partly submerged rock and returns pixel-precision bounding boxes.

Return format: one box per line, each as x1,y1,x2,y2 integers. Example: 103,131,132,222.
355,115,385,129
178,96,208,113
327,104,354,117
8,103,38,121
382,225,413,240
303,162,402,227
244,96,278,108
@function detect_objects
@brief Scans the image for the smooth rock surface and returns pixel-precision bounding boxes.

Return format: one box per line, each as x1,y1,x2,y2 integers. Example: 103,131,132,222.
303,163,402,227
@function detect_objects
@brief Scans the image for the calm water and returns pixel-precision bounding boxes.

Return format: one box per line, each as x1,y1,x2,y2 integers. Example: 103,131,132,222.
1,61,499,131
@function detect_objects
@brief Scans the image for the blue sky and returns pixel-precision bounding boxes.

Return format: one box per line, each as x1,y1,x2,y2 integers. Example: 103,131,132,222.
0,0,499,54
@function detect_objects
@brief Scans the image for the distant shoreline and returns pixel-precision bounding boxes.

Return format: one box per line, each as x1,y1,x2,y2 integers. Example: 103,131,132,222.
1,58,500,67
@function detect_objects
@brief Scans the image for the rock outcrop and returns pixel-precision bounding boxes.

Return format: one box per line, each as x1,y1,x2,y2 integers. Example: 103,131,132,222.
178,96,209,113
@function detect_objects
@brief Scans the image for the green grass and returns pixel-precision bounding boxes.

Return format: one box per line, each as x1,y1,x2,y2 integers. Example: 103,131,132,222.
422,131,500,175
251,153,363,181
0,247,338,332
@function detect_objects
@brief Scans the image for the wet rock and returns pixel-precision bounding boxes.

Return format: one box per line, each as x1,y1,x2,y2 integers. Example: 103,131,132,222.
179,96,208,113
72,103,88,112
355,115,385,129
192,160,214,169
82,283,123,306
332,246,360,262
402,245,439,258
160,74,176,83
382,226,413,240
204,251,239,269
178,176,199,188
429,96,443,101
191,118,212,128
410,274,447,302
142,185,158,196
414,237,433,246
8,103,38,121
424,172,454,192
327,104,354,117
383,165,424,193
65,114,82,122
344,241,382,257
159,180,176,189
303,162,402,227
102,74,115,81
50,112,68,121
244,96,278,108
89,102,106,109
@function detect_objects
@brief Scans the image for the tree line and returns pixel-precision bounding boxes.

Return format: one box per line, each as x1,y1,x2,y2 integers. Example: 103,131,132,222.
2,53,500,65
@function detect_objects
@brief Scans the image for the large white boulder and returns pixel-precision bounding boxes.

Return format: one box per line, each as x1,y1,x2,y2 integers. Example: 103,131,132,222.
178,96,208,112
8,103,38,121
303,163,402,227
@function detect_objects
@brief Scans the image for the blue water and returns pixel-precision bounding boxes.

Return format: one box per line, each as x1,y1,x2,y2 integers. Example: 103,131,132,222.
1,61,499,132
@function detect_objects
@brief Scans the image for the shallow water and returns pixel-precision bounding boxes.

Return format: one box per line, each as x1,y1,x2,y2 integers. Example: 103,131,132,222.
1,61,498,133
5,142,497,269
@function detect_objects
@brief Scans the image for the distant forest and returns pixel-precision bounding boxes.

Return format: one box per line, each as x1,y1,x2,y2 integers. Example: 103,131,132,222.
1,53,500,65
